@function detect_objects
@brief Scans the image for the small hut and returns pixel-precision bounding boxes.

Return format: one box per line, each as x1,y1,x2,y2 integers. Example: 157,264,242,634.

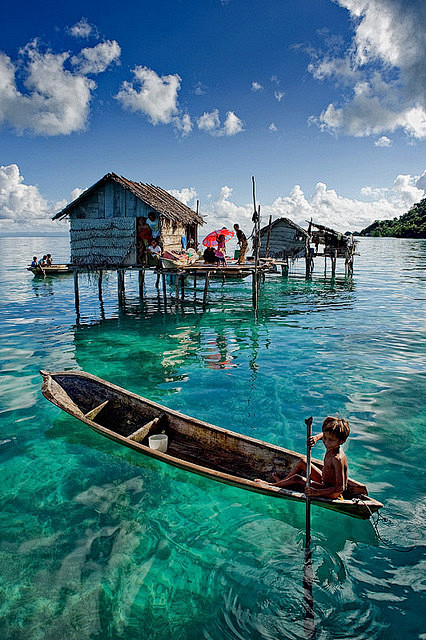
259,218,309,260
53,173,204,267
309,221,355,257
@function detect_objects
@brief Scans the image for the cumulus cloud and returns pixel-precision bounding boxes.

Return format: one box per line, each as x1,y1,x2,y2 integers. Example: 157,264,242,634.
269,122,278,131
71,40,121,74
0,39,118,136
308,0,426,139
197,109,244,136
115,66,181,125
375,135,392,147
0,164,68,233
251,81,263,91
203,170,426,233
68,18,96,39
274,90,285,102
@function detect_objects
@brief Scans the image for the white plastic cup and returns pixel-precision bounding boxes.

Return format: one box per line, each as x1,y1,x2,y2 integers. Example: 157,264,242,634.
148,434,168,453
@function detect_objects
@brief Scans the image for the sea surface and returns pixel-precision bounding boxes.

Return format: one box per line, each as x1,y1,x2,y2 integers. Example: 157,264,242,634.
0,236,425,640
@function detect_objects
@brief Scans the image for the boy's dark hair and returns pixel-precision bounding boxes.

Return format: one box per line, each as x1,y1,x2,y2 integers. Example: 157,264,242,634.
322,416,350,443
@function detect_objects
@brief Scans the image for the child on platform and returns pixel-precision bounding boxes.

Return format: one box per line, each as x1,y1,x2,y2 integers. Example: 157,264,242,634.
256,417,350,499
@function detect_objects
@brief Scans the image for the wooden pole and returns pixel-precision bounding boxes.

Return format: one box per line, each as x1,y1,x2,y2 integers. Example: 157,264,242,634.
265,215,272,258
98,269,103,301
139,269,145,297
305,416,313,548
73,269,80,314
180,274,185,299
175,273,179,303
303,416,315,639
202,271,210,311
162,272,167,309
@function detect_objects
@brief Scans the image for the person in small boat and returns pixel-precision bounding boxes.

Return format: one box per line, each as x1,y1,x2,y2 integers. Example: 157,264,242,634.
233,223,248,264
215,233,227,267
46,254,53,266
39,255,48,267
31,256,38,268
255,417,350,499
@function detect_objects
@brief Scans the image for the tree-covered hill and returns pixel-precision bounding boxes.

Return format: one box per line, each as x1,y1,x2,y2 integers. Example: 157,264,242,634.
360,198,426,238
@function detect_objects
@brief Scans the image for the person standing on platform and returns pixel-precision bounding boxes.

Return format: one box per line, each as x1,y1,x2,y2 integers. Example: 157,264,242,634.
147,211,161,246
233,224,248,264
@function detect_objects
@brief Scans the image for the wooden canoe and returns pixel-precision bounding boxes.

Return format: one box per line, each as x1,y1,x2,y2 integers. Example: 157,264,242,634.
40,370,383,519
28,264,72,276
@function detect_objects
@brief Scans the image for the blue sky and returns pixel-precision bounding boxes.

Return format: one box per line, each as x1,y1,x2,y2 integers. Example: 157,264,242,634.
1,0,425,234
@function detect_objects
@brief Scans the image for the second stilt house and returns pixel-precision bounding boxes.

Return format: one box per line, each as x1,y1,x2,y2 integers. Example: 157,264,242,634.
258,218,309,260
53,173,204,266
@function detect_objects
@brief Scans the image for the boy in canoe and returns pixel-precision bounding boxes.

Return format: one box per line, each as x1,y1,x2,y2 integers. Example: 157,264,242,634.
256,417,350,499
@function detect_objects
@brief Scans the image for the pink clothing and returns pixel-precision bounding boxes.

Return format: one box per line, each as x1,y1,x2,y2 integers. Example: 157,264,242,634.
215,235,226,258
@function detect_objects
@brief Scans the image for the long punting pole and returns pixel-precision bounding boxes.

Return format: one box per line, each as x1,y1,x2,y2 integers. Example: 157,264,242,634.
303,416,315,639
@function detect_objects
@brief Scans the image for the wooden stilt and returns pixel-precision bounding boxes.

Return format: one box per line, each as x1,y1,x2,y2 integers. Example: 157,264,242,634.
194,273,197,301
139,269,145,296
117,269,125,304
175,274,179,302
98,269,103,301
331,249,337,277
202,271,210,311
180,274,185,299
162,272,167,308
74,269,80,314
282,260,289,278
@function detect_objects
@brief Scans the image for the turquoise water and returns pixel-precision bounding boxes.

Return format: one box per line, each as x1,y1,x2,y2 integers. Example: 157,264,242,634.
0,236,425,640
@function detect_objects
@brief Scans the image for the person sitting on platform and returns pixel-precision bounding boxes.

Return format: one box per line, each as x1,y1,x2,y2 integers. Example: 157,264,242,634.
203,247,216,264
255,417,351,499
233,224,248,264
148,238,162,267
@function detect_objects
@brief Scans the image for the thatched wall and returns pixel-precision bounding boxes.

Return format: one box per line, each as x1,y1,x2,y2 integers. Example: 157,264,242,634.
70,218,136,266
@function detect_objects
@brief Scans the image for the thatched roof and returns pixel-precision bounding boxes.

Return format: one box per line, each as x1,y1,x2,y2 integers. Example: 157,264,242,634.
53,172,204,225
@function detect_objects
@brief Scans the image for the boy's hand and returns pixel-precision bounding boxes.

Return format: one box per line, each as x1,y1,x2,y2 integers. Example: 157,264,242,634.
308,433,322,448
305,486,317,497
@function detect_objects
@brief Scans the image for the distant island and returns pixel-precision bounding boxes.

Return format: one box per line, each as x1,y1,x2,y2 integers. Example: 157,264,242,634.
360,197,426,238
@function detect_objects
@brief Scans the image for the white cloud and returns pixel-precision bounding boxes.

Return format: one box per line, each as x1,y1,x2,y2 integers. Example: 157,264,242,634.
269,122,278,131
0,39,121,136
197,109,221,132
71,40,121,74
167,187,197,206
274,90,285,102
115,66,181,125
69,18,95,39
197,109,244,136
375,135,392,147
223,111,244,135
203,170,425,233
194,81,208,95
0,164,68,233
309,0,426,139
251,81,263,91
173,113,193,136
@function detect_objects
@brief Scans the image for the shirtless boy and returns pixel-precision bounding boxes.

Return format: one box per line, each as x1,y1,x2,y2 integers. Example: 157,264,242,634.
257,417,350,499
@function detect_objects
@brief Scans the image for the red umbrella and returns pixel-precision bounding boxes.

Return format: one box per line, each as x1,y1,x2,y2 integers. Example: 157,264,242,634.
202,227,235,247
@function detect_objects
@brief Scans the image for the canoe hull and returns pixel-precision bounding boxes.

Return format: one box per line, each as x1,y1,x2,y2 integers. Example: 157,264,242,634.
41,370,383,519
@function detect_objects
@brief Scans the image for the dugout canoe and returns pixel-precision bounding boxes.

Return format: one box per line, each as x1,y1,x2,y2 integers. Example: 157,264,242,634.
27,264,72,276
40,370,383,519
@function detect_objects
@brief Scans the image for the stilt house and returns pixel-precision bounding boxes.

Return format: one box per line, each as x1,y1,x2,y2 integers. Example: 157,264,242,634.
53,173,204,267
309,221,355,258
259,218,309,260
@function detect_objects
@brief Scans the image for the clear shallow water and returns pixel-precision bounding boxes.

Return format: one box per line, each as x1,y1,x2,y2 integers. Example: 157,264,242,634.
0,236,425,640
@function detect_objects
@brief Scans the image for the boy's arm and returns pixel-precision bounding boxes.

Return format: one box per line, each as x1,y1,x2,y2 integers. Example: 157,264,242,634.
305,457,345,499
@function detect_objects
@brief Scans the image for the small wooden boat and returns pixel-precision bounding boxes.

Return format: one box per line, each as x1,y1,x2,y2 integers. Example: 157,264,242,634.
40,370,383,519
27,264,72,276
